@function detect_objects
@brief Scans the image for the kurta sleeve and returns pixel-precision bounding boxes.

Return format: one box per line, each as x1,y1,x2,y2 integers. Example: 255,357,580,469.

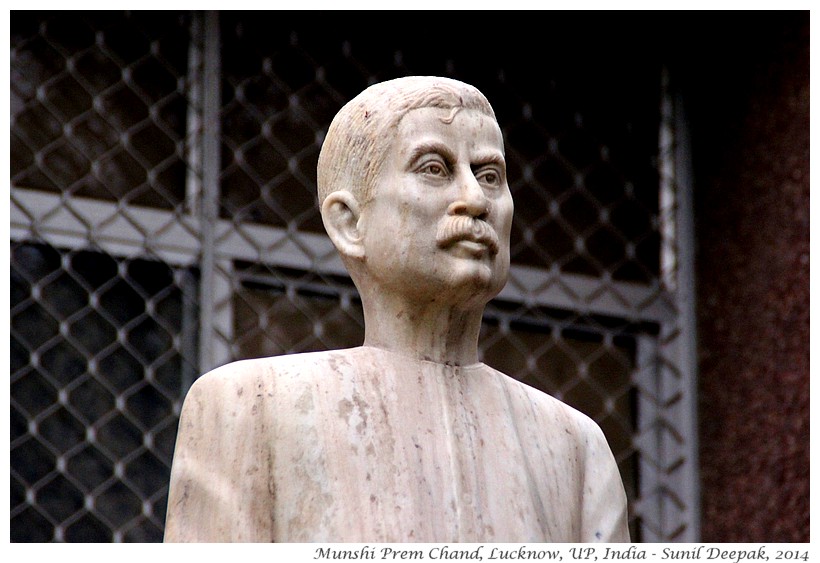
163,368,273,542
578,416,631,542
164,374,231,541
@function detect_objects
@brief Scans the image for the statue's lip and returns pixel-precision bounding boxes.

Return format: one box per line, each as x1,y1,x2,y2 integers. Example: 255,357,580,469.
436,217,500,256
445,233,499,256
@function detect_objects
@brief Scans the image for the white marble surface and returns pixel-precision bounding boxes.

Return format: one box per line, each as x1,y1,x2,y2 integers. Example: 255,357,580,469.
164,346,629,542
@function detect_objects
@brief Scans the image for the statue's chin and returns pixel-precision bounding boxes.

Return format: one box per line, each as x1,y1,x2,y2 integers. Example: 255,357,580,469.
436,267,508,307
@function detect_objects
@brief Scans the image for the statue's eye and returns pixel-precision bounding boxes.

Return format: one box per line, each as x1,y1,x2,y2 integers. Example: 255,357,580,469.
477,168,502,187
420,161,448,177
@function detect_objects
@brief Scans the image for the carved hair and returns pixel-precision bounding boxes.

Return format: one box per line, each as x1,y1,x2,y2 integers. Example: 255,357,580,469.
317,76,498,207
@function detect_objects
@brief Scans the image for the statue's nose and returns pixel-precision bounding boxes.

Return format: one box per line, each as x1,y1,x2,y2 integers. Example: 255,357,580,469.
447,171,489,220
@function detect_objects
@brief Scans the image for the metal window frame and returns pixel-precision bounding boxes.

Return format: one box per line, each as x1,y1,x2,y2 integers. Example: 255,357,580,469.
9,11,700,542
632,68,700,541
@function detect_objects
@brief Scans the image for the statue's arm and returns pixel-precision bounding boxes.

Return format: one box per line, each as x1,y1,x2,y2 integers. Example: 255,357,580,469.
163,373,239,542
578,417,631,543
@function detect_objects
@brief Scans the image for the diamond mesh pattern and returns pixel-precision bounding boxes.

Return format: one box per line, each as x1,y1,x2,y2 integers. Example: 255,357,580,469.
11,242,195,541
11,12,191,208
11,12,693,542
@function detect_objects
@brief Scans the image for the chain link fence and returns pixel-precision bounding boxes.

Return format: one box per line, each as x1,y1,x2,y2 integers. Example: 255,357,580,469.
11,11,698,542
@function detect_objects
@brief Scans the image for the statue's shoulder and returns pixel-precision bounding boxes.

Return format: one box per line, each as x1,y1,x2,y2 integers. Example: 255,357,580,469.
489,366,608,444
189,347,367,394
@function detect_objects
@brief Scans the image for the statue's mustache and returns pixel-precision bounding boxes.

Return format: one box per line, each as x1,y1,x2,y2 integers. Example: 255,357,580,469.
436,216,500,256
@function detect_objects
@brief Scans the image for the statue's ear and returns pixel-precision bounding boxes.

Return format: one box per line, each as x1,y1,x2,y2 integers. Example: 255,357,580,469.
321,190,365,260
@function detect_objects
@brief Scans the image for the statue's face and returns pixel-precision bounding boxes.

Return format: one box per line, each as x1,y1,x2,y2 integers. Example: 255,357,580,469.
359,106,513,305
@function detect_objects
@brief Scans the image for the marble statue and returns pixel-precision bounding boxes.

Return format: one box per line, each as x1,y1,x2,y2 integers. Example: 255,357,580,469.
164,76,630,543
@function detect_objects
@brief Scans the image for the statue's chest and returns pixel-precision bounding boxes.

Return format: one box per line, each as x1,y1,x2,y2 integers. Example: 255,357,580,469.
265,373,582,541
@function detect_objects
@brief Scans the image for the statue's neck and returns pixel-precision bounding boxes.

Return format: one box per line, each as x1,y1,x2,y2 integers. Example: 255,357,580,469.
361,296,485,367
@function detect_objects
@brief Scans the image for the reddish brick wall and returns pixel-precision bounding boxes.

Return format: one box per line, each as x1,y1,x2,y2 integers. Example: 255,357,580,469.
682,13,809,541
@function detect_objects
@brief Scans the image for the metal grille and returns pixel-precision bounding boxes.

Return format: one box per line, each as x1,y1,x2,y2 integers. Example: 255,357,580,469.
11,11,198,542
10,242,196,541
11,11,699,542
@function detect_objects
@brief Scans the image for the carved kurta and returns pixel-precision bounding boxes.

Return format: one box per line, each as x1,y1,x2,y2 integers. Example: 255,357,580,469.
164,346,629,542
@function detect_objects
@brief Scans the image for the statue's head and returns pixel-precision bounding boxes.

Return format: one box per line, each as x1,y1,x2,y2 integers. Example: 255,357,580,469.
317,76,498,209
318,76,513,307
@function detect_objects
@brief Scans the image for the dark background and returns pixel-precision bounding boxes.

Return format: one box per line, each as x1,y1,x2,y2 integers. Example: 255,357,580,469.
674,13,809,541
